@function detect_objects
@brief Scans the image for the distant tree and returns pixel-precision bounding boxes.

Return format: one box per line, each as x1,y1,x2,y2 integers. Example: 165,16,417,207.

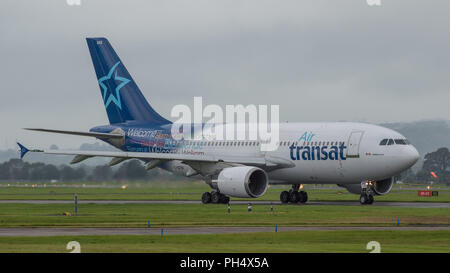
59,165,86,181
28,162,46,180
91,165,113,181
60,165,76,180
41,164,60,180
114,160,147,180
423,148,450,172
0,161,10,180
73,166,87,181
420,147,450,182
9,159,29,180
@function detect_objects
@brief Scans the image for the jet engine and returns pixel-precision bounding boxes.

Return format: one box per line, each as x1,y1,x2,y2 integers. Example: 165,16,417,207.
338,177,394,195
215,166,269,198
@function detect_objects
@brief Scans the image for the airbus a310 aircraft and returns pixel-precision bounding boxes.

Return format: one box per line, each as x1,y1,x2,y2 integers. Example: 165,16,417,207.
18,38,419,205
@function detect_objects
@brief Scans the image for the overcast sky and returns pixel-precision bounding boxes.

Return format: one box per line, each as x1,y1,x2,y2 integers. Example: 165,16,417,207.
1,0,450,149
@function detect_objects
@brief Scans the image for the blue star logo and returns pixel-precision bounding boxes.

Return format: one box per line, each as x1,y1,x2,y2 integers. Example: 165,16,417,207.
98,61,130,109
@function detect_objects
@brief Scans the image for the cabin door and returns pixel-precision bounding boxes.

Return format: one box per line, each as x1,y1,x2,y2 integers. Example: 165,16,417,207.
346,131,364,158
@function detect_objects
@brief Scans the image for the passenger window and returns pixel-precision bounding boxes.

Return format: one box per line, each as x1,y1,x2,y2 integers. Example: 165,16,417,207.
388,139,394,145
379,139,388,145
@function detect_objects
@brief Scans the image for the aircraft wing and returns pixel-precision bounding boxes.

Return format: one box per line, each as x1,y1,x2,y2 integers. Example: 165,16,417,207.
17,142,294,169
44,149,269,166
24,128,124,139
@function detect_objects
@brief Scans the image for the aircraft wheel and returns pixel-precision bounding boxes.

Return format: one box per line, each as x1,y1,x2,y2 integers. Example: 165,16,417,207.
221,195,230,204
299,191,308,203
211,192,221,204
201,192,211,204
289,191,299,203
360,194,368,205
280,191,289,203
367,194,374,205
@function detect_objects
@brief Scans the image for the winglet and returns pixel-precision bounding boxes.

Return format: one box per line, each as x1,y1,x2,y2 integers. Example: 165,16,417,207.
17,142,30,159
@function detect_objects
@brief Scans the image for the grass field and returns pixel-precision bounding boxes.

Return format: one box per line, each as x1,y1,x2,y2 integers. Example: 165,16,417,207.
0,182,448,202
0,203,448,227
0,230,449,253
0,182,448,253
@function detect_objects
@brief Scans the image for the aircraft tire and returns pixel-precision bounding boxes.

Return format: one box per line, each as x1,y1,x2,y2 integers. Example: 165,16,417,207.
280,191,289,203
201,192,211,204
211,192,221,204
289,191,299,203
367,194,374,204
221,195,230,204
299,191,308,203
360,194,367,205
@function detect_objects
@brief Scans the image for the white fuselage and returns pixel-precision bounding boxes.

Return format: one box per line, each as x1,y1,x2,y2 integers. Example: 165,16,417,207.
162,122,419,185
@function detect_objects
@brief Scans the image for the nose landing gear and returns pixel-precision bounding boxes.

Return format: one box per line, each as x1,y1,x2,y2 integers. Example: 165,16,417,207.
280,184,308,204
360,181,375,205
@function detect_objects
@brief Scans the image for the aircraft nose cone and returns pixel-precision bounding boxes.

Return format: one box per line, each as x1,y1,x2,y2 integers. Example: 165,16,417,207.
404,145,420,167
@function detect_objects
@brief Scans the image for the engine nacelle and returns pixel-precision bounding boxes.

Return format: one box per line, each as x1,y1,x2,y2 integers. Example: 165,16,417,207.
215,166,269,198
338,177,394,195
372,177,394,195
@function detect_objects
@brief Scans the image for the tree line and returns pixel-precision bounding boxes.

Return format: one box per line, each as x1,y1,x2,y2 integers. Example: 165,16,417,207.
0,158,179,182
404,147,450,183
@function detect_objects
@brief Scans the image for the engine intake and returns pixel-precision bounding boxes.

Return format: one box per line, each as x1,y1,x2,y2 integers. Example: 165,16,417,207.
372,177,394,195
216,166,268,198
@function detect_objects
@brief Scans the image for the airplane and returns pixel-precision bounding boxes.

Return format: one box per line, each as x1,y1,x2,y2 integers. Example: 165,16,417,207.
17,37,419,205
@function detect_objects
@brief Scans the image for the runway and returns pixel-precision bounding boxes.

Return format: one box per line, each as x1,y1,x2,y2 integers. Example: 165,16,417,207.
0,226,449,237
0,200,448,208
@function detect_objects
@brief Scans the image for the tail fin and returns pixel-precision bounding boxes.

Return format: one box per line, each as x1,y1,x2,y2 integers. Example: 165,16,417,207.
86,37,170,125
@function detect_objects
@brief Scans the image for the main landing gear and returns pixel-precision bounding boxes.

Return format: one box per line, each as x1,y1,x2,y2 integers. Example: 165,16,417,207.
280,184,308,204
201,191,230,204
360,181,374,205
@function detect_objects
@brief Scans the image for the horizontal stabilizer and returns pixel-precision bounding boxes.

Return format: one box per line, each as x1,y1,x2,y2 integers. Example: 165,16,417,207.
16,142,43,159
17,142,29,159
25,128,124,139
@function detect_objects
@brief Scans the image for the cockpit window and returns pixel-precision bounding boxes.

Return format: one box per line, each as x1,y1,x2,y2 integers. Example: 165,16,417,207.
395,139,407,145
380,138,410,146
